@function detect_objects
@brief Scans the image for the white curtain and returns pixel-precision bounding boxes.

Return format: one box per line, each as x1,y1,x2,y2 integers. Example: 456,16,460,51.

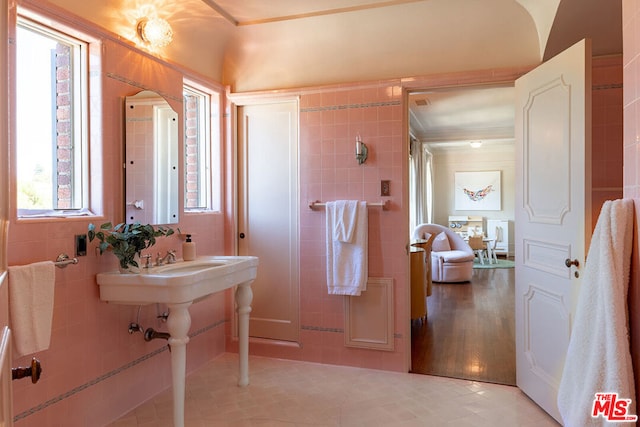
409,137,433,235
424,148,433,225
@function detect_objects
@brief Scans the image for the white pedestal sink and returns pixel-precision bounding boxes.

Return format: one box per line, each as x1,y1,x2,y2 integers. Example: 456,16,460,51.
96,256,258,427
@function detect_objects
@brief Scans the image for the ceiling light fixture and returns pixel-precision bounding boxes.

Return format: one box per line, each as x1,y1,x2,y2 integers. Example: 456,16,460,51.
470,141,483,149
137,17,173,49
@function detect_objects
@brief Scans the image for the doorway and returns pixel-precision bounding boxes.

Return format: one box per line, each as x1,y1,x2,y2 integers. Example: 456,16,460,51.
408,85,517,385
411,267,516,385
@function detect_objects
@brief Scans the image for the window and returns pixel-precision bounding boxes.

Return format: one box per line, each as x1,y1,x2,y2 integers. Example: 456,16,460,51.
183,83,220,212
16,18,88,216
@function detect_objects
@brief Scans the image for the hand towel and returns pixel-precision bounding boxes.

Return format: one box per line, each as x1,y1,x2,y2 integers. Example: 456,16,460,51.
326,200,368,296
557,199,636,426
8,261,55,357
332,200,358,243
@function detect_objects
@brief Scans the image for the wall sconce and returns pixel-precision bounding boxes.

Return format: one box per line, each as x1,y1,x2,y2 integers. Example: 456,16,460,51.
469,141,483,149
356,135,368,165
137,17,173,49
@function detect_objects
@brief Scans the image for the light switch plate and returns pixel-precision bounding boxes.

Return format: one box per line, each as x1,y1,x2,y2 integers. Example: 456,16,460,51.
75,234,87,257
381,180,391,196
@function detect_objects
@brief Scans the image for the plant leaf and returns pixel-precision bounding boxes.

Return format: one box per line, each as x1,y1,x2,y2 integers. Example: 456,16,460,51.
99,241,109,254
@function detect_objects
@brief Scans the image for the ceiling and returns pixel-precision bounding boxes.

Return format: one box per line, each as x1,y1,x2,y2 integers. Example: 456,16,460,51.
202,0,432,25
46,0,621,90
409,85,516,151
406,0,621,151
44,0,621,150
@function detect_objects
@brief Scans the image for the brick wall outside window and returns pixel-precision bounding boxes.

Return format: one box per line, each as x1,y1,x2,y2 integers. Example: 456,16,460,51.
55,43,72,209
184,94,199,208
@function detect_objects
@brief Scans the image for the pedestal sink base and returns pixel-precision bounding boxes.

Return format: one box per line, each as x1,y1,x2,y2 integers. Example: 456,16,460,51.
96,256,258,427
235,282,253,387
165,282,253,427
166,302,191,427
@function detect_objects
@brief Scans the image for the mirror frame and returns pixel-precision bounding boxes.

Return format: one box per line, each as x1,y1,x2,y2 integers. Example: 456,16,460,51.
124,90,179,225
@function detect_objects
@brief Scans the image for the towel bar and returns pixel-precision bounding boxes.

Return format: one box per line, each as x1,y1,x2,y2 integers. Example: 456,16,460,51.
54,253,78,268
308,200,390,210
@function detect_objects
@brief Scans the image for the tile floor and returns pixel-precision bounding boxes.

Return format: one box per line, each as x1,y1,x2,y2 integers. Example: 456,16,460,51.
108,353,560,426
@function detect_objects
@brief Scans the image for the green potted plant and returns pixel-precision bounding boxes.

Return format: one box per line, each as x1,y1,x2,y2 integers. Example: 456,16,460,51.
88,222,174,272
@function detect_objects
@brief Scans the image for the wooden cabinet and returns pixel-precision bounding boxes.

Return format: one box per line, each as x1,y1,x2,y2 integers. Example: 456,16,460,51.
448,215,484,237
410,247,427,321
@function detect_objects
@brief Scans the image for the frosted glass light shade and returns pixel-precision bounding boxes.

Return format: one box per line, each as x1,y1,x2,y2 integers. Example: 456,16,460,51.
137,17,173,49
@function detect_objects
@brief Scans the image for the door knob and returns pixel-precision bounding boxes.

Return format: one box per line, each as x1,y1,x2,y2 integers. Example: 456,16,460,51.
239,233,245,239
565,258,579,268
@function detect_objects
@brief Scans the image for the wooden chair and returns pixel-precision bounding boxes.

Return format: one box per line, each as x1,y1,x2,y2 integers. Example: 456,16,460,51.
488,237,498,264
468,235,487,265
412,223,475,283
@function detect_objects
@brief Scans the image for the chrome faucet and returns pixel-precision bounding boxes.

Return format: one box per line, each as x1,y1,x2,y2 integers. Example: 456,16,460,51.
141,254,153,269
156,250,177,266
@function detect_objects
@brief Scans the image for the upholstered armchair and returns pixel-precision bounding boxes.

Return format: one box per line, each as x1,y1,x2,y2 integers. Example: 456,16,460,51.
412,223,474,283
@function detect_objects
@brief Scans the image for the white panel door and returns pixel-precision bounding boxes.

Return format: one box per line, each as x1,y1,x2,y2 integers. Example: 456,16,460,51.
238,101,299,342
515,39,591,422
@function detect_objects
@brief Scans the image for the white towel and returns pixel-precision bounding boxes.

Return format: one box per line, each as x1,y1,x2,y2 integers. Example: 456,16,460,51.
332,200,358,243
8,261,55,357
557,199,636,426
326,200,368,296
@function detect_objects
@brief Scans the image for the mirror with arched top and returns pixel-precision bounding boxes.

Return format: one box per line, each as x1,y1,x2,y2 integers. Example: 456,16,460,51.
124,90,179,225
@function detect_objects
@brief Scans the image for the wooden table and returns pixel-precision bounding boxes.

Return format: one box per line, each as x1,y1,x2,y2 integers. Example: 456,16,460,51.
465,237,496,264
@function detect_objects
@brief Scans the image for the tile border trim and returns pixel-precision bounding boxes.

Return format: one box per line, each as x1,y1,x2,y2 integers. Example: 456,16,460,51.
13,318,226,422
300,100,401,113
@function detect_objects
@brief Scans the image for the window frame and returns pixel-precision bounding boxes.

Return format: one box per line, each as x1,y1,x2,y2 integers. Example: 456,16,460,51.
15,15,90,219
183,80,222,213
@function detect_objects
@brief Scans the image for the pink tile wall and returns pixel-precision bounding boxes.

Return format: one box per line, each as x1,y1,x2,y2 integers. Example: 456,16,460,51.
624,0,640,197
241,68,529,372
8,13,226,427
242,82,410,371
591,56,623,228
623,0,640,411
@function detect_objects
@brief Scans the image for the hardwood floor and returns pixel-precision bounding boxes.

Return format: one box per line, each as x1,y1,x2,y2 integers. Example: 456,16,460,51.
411,266,516,386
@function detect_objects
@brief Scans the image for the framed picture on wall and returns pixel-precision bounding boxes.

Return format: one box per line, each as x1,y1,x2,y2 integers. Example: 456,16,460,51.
454,170,501,210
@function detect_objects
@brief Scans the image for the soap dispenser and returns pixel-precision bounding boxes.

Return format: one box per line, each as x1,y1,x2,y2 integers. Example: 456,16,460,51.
182,234,196,261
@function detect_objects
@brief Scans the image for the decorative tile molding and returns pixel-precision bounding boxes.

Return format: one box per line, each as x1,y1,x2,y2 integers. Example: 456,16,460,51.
301,325,344,333
300,100,400,113
13,319,227,422
593,83,622,90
